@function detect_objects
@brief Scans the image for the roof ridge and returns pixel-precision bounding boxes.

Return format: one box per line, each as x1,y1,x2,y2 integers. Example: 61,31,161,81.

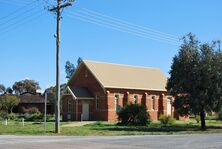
83,60,160,70
67,59,167,92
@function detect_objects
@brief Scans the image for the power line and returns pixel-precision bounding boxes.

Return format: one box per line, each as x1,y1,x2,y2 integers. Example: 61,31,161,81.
66,7,180,46
66,13,179,46
0,12,45,40
0,4,45,37
66,12,180,46
0,0,30,6
73,9,179,44
80,8,178,40
0,3,44,30
42,0,55,7
0,0,38,21
0,1,42,27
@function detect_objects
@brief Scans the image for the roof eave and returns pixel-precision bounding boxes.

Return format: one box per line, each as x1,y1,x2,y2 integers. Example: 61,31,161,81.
105,86,167,92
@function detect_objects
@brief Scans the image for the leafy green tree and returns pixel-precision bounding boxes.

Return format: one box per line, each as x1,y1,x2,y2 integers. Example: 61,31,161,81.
44,83,66,114
65,57,83,80
12,79,40,94
0,84,6,94
167,33,222,129
0,94,20,114
45,84,66,100
65,61,76,79
45,86,56,104
77,57,83,66
6,87,13,94
0,85,14,94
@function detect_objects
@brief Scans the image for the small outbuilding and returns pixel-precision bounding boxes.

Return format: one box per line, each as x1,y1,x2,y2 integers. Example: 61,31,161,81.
15,92,54,114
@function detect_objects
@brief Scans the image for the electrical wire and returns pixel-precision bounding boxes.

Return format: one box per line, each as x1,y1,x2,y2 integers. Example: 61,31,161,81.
80,8,178,40
66,11,180,46
66,12,180,46
0,1,46,37
74,9,179,44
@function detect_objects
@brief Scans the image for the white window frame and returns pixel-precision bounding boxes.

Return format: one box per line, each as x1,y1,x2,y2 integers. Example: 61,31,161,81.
167,97,172,102
167,97,172,115
133,95,138,104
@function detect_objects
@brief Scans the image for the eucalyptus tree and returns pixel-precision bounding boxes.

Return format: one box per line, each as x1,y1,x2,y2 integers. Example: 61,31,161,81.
167,33,222,129
12,79,40,94
0,84,6,94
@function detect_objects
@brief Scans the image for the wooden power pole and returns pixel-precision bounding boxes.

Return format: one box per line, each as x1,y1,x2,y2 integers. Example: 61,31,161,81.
49,0,74,134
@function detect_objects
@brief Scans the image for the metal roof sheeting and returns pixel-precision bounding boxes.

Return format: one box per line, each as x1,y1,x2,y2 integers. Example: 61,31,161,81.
83,60,167,91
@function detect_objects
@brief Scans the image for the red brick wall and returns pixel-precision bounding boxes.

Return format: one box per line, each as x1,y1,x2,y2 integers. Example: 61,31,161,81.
62,95,97,121
62,64,174,121
105,88,171,121
62,65,108,121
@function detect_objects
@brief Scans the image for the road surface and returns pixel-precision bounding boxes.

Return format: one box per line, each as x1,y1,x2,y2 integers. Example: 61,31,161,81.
0,134,221,149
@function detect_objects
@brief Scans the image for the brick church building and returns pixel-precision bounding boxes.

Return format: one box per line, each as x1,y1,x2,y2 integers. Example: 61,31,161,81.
62,60,174,121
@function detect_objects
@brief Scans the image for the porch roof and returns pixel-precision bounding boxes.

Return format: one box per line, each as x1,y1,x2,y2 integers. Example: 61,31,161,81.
68,87,94,99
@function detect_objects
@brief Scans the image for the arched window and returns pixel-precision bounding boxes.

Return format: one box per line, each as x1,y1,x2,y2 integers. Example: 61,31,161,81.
167,97,172,115
67,99,72,113
152,96,155,110
114,94,119,113
95,94,100,110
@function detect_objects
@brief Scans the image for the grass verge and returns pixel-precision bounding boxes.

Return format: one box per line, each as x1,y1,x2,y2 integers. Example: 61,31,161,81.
0,119,222,136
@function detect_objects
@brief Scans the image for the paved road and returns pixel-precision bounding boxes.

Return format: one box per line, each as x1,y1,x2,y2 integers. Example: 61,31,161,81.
0,134,222,149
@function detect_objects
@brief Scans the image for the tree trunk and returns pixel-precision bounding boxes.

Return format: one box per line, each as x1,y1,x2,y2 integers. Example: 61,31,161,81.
10,107,13,114
200,111,206,130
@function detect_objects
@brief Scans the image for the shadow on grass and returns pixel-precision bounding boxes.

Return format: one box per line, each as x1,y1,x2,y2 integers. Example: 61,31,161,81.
89,123,222,133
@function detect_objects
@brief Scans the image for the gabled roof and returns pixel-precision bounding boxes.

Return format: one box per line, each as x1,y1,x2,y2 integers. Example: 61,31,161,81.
79,60,167,91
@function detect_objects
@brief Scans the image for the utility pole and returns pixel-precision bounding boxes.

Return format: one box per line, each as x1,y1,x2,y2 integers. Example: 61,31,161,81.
49,0,74,134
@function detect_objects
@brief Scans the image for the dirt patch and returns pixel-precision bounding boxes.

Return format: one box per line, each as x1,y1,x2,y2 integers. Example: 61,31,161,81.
61,121,96,127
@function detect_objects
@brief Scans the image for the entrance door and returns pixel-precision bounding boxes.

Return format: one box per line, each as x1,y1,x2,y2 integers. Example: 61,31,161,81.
167,99,172,115
82,103,89,121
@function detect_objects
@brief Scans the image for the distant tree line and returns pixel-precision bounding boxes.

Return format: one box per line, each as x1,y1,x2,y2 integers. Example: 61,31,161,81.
0,57,83,119
0,79,40,95
0,57,83,96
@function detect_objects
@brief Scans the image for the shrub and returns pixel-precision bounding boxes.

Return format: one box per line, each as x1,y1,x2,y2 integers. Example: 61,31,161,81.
25,113,43,122
0,94,20,113
95,121,102,126
0,110,8,120
117,103,151,126
159,115,175,126
195,115,200,123
46,114,55,122
8,113,17,120
217,111,222,120
26,107,40,114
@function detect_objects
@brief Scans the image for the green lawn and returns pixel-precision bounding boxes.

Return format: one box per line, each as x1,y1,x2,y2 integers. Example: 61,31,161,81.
0,119,222,136
0,121,55,135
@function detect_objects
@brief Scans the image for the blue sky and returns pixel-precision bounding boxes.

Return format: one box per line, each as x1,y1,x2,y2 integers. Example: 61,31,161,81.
0,0,221,91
